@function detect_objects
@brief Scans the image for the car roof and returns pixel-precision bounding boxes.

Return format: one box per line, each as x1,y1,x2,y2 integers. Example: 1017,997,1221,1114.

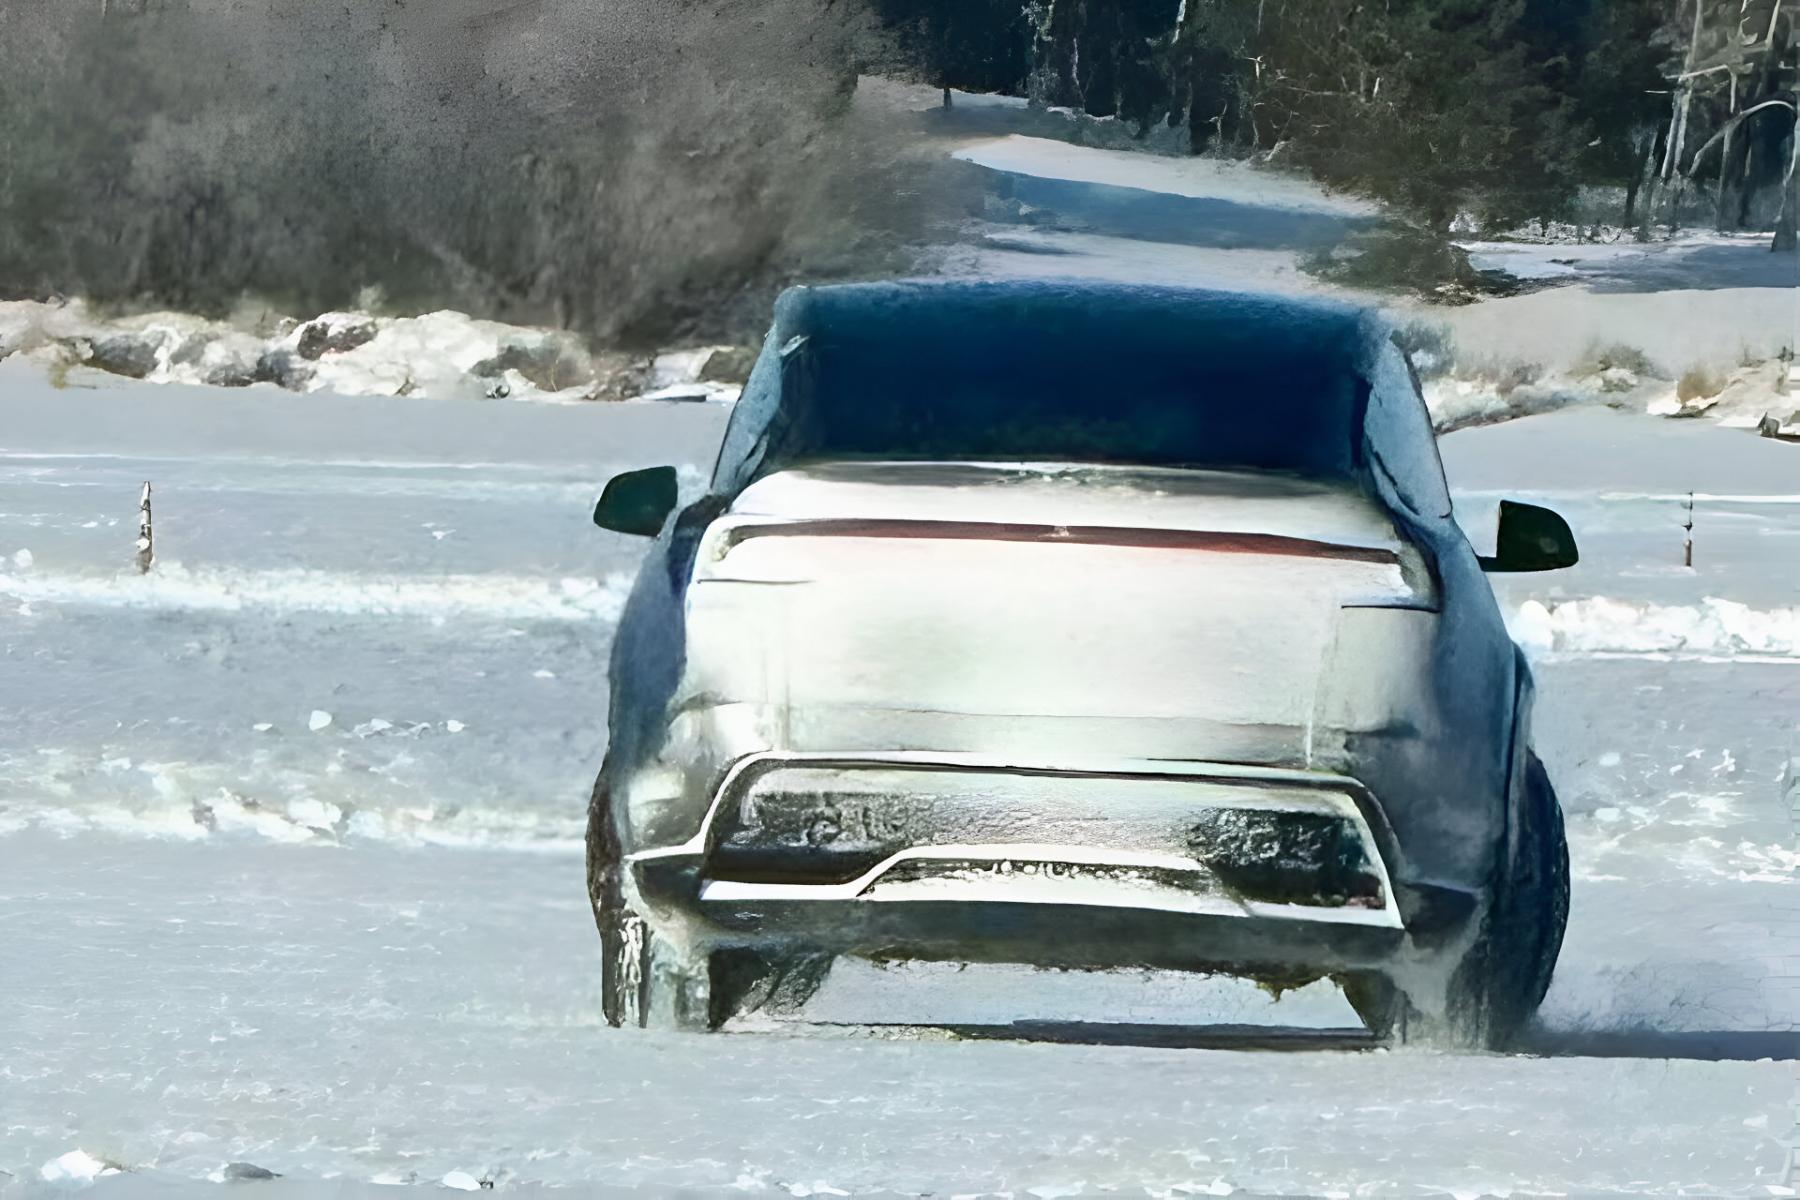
712,279,1399,494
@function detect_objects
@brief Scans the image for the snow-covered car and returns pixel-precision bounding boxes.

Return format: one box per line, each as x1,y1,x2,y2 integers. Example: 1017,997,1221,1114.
587,280,1574,1046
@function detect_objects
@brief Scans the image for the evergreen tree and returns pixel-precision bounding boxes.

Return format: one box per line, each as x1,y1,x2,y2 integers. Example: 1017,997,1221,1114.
873,0,1030,98
870,0,1800,240
1235,0,1586,225
1572,0,1672,226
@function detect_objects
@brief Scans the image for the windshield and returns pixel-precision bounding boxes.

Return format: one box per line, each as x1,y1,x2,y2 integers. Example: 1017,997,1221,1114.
765,358,1364,479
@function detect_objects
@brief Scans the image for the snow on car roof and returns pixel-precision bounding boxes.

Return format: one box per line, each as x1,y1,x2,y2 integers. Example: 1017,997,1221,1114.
771,278,1371,375
717,280,1382,486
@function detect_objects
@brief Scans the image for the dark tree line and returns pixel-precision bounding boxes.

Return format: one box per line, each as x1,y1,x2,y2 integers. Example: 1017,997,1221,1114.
1,0,1787,343
882,0,1797,244
0,0,947,344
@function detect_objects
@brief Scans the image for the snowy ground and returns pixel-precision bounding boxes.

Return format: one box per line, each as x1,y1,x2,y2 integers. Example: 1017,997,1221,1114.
1,374,1797,1197
947,134,1796,435
1457,230,1798,293
3,105,1797,1198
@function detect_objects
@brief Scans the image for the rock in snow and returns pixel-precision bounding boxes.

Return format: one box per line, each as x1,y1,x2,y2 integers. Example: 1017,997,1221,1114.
39,1150,124,1184
699,344,758,384
253,346,317,390
471,332,593,392
0,298,740,406
294,312,378,360
86,332,161,379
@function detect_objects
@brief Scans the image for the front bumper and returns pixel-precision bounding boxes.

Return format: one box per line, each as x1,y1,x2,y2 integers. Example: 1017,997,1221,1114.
623,751,1461,974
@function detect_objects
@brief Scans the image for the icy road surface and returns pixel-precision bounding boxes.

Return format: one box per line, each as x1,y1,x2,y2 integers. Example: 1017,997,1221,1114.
1,376,1796,1196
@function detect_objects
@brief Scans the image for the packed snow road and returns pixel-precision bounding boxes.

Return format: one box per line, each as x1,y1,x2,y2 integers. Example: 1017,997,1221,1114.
1,374,1796,1196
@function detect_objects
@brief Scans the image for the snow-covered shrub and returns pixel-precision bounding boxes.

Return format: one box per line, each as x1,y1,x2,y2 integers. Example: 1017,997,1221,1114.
1571,341,1664,382
1391,319,1455,381
0,2,943,346
1676,365,1726,404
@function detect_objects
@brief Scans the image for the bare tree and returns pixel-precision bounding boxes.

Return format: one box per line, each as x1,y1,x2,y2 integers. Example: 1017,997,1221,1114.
1661,0,1797,247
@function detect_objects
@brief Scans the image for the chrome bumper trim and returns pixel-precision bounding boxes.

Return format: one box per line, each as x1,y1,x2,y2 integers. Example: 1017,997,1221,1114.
628,750,1404,930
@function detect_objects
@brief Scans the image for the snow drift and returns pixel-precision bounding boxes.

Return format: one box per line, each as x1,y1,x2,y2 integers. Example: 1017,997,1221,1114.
0,563,635,623
0,299,745,403
1510,595,1800,660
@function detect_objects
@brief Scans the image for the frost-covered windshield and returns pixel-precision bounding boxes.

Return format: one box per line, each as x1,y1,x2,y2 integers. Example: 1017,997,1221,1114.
773,365,1361,478
718,282,1373,488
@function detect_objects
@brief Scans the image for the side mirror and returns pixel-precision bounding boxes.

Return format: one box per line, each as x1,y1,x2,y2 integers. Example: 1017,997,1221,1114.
593,466,678,537
1478,500,1578,573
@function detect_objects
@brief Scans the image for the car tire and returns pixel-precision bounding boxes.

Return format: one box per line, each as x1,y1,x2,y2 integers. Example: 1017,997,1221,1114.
597,891,712,1030
586,766,833,1030
1339,971,1404,1042
1451,748,1570,1049
587,766,707,1030
1346,750,1568,1050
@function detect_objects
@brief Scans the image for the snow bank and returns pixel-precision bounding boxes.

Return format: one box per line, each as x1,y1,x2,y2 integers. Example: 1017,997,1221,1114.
953,134,1381,219
0,299,745,404
5,786,587,853
1407,291,1794,435
1456,229,1793,291
4,737,593,852
1424,375,1600,431
0,563,635,623
1510,596,1800,660
39,1150,125,1184
1646,358,1798,431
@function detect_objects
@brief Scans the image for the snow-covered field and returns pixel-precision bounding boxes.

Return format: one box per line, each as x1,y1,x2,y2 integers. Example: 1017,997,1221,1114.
2,108,1797,1198
949,134,1797,436
1,371,1797,1197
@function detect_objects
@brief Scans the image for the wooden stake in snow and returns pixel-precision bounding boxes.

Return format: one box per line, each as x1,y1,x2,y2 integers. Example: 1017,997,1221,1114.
1683,491,1694,569
135,481,153,574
